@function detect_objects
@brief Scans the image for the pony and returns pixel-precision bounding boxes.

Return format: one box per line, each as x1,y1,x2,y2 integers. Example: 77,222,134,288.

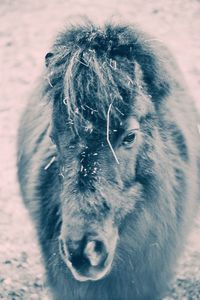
17,21,200,300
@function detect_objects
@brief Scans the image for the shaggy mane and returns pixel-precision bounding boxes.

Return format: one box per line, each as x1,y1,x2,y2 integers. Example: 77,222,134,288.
43,22,171,134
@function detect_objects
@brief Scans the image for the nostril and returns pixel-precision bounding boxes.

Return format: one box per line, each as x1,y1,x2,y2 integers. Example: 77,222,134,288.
66,237,88,270
84,240,108,267
84,241,100,267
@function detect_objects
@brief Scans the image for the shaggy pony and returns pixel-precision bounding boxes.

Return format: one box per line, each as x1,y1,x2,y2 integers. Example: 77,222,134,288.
17,21,200,300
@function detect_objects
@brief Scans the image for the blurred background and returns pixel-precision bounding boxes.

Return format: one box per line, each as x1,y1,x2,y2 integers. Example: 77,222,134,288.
0,0,200,299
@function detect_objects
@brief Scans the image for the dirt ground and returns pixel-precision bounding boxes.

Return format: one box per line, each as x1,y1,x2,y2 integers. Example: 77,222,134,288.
0,0,200,299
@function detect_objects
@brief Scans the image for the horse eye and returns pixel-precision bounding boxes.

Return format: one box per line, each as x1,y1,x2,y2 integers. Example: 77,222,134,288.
122,131,137,146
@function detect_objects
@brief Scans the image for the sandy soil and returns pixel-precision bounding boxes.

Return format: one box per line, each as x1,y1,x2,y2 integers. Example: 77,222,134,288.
0,0,200,299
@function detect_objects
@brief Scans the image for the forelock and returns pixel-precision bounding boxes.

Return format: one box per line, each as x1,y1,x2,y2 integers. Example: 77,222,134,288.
43,22,164,135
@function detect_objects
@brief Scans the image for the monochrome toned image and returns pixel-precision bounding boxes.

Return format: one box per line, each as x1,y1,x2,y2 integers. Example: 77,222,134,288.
1,0,200,299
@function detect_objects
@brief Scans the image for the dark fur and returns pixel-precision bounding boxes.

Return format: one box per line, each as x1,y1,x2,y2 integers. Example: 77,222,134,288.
17,21,200,300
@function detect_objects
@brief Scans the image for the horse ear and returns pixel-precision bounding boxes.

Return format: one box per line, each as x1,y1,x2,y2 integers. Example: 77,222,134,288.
45,52,54,67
